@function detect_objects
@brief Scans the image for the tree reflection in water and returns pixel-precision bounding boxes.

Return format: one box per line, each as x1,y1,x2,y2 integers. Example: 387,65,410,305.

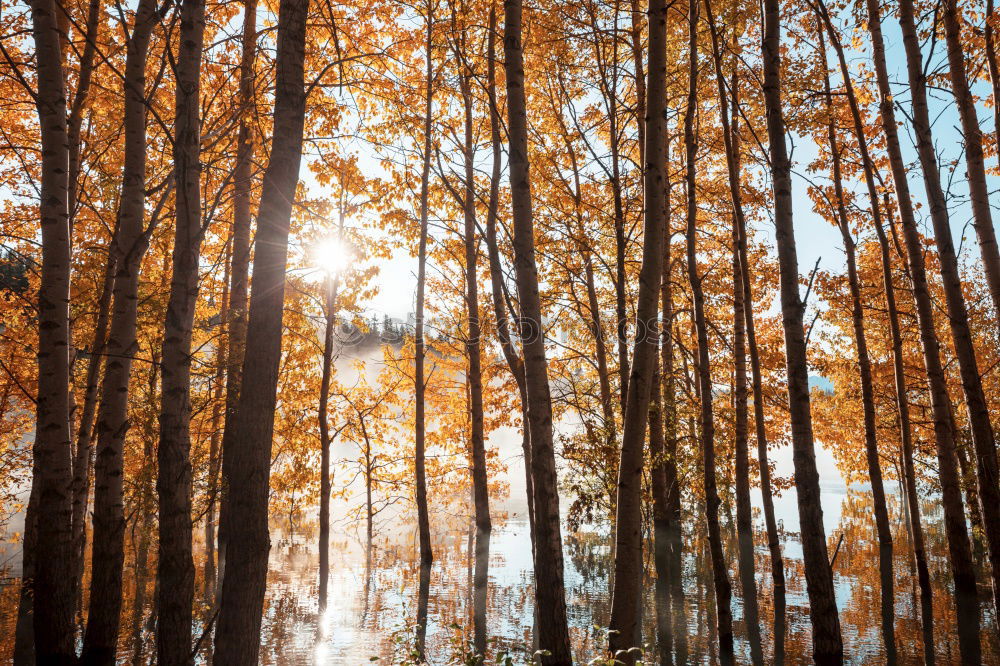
251,487,997,664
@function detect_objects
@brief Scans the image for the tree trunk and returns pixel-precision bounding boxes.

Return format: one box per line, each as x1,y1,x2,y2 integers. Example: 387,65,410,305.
66,0,100,231
156,0,206,661
610,75,629,422
703,4,760,660
318,241,341,611
866,0,980,660
414,8,434,573
649,39,674,666
938,0,1000,618
897,0,1000,633
71,249,114,618
648,318,673,665
987,0,1000,166
204,246,230,602
216,0,257,595
502,0,572,660
678,3,733,658
81,1,160,661
473,527,490,658
457,43,491,536
941,0,1000,330
485,2,533,540
213,0,309,657
13,485,39,666
608,0,668,658
129,348,159,666
819,38,896,660
28,0,77,659
128,507,153,666
661,130,688,666
761,0,842,659
731,68,784,639
67,0,107,617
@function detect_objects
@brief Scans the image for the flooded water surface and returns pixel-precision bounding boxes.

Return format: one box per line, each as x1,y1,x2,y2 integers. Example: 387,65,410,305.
253,483,999,665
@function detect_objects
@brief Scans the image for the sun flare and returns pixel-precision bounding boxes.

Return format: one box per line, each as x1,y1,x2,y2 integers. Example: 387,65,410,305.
312,236,351,277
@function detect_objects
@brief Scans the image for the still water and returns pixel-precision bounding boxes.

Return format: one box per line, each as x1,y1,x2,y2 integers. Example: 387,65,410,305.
254,485,999,664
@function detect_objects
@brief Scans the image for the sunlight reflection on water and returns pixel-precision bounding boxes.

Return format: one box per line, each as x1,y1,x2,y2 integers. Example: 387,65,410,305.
256,485,999,665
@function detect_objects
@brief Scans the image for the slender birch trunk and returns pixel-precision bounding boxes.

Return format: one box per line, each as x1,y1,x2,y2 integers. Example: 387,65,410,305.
67,0,105,612
730,71,785,628
662,130,688,666
204,246,230,601
414,7,434,575
27,0,77,658
156,0,206,660
317,275,336,610
987,0,1000,164
318,221,342,611
875,209,936,663
649,300,673,664
679,3,733,658
456,35,491,535
71,249,113,618
81,1,160,661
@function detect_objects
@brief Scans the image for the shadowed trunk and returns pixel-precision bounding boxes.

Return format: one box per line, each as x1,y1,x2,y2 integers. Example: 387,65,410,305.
473,527,490,657
81,0,160,661
156,0,206,660
761,0,842,659
27,0,78,659
503,0,573,660
937,0,1000,618
204,245,230,602
128,351,159,666
815,22,895,660
216,0,257,595
213,0,309,657
67,0,108,617
662,141,687,666
704,3,760,660
988,0,1000,168
866,0,980,660
731,70,784,657
679,3,733,659
608,0,668,658
71,249,114,622
941,0,1000,332
649,323,673,665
